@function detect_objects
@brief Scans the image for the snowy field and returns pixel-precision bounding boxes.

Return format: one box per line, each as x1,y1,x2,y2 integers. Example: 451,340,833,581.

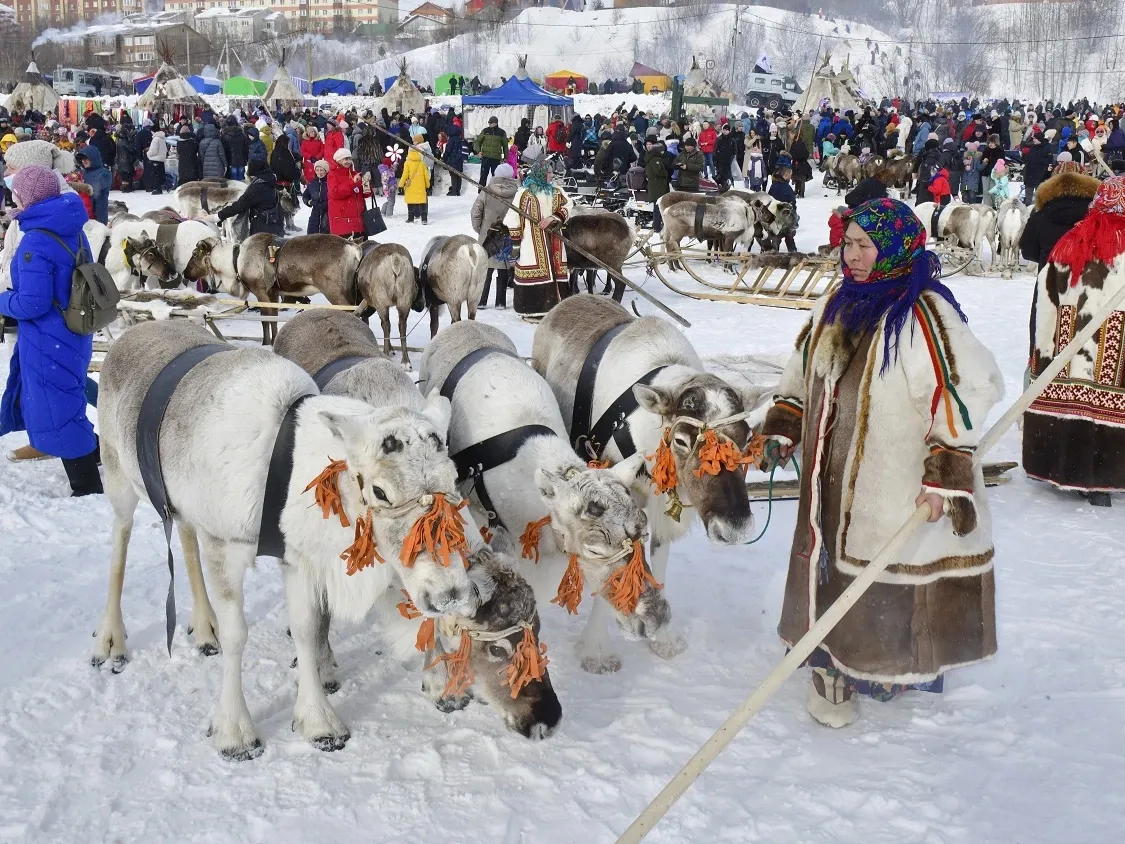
0,171,1122,844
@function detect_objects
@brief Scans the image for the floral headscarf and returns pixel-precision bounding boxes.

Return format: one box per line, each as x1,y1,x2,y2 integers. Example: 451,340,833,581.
523,157,555,195
1049,174,1125,287
825,197,966,373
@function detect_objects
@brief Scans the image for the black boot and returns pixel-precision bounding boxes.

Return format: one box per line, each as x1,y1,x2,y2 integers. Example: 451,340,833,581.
1088,492,1112,507
62,450,103,497
479,268,493,308
495,268,509,309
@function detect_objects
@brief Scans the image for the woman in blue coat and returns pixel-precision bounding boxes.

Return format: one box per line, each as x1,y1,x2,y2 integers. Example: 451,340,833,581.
0,165,102,496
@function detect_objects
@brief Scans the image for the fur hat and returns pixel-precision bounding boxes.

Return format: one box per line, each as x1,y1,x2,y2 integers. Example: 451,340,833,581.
12,164,62,207
4,139,75,175
494,162,515,179
333,147,353,163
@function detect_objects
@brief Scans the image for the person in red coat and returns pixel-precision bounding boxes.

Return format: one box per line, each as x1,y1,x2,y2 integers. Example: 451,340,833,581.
546,115,568,155
698,120,718,179
300,125,324,184
327,147,370,240
324,120,347,169
927,167,952,239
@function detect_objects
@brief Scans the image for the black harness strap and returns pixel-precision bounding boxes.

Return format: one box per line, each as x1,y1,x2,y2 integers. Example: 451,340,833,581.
694,203,707,241
586,366,667,461
452,425,556,529
137,344,234,654
419,237,446,309
312,355,373,391
439,346,519,400
257,393,314,558
571,323,628,454
200,186,210,214
97,235,111,266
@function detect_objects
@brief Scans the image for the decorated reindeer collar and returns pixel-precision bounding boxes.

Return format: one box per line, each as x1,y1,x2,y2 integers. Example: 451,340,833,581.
648,409,764,521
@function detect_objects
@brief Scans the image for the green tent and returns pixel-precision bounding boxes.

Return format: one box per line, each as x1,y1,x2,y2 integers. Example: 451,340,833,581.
222,76,267,96
434,72,461,95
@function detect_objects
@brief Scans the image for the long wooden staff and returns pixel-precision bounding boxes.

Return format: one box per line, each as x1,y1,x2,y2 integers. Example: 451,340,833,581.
616,280,1125,844
368,123,691,328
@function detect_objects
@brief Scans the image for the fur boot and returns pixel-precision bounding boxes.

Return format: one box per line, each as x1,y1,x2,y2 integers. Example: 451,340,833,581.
807,668,858,728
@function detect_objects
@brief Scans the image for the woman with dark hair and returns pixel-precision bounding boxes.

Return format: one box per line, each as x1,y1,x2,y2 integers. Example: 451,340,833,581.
760,197,1003,728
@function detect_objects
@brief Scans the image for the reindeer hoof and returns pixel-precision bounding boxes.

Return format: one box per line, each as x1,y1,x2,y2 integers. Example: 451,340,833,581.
323,680,341,695
220,739,264,762
198,643,219,657
311,732,350,752
580,654,623,674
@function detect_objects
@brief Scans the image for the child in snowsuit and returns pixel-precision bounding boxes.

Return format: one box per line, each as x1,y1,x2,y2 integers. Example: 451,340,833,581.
988,159,1010,209
961,150,984,204
378,153,398,217
401,147,431,224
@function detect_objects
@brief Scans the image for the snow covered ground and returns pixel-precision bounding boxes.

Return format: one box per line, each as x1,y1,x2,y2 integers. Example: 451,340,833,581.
0,172,1123,844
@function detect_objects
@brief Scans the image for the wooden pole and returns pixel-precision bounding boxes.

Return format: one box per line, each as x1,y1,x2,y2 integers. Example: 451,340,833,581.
369,124,691,328
615,279,1125,844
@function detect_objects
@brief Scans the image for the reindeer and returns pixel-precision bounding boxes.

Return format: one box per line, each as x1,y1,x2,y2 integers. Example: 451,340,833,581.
106,218,220,291
422,321,675,673
828,153,862,194
418,235,488,338
176,178,298,236
353,243,418,367
94,321,561,759
994,198,1030,277
186,233,365,345
564,208,634,301
657,195,755,270
533,295,767,665
914,202,996,273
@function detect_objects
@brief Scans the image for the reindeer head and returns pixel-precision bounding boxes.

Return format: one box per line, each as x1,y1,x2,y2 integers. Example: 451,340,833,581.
534,454,670,640
319,394,480,618
634,374,755,545
183,237,216,285
123,235,175,284
432,549,561,740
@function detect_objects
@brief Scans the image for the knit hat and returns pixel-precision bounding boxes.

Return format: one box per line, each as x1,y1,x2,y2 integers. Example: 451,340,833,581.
313,159,329,174
4,139,75,175
494,162,515,178
1056,151,1073,162
12,164,62,208
943,137,955,147
993,159,1007,175
333,147,353,163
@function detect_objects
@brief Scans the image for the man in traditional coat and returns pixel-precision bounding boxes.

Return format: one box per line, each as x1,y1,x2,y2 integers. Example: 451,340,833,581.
503,158,574,318
761,197,1004,727
1024,175,1125,507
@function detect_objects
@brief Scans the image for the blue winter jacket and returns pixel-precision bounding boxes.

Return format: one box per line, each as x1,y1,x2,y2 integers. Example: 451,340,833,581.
0,192,96,459
80,145,112,224
912,121,933,154
443,124,466,168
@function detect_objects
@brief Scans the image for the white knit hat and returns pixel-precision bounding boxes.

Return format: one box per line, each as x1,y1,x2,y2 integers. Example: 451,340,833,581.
333,147,353,163
4,139,75,175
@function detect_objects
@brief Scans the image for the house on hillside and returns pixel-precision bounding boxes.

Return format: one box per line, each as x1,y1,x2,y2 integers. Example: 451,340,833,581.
465,0,581,17
397,2,453,41
58,21,211,76
192,7,288,44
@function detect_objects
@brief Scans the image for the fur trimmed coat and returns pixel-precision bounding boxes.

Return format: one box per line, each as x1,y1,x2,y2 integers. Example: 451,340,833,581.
763,291,1004,686
1024,253,1125,493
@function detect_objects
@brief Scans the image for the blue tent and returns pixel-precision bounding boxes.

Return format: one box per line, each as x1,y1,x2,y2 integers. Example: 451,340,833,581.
384,76,420,93
133,75,154,94
312,77,357,96
188,75,221,95
462,76,573,107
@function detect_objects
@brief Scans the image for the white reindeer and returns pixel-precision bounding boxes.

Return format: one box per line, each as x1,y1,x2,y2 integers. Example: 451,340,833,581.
994,198,1030,277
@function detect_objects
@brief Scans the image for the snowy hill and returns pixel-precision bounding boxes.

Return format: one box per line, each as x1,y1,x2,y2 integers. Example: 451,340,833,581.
342,5,915,104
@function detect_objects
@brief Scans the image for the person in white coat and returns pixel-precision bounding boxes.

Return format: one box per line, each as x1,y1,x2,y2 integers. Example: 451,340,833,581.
503,157,574,318
147,124,169,195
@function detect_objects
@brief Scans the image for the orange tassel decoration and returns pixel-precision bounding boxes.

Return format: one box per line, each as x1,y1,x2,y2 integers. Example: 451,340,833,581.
396,591,435,652
400,494,470,569
648,428,678,494
551,553,585,615
519,515,552,563
694,429,747,477
341,508,384,575
304,458,351,527
480,525,494,543
503,626,549,699
427,629,474,698
602,540,662,614
741,433,767,467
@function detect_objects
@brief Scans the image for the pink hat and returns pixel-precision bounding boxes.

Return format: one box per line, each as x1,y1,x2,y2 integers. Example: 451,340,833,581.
12,164,61,207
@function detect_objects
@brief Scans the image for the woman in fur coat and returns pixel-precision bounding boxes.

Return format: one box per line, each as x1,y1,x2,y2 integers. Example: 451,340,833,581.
503,157,573,318
760,197,1003,728
1024,176,1125,507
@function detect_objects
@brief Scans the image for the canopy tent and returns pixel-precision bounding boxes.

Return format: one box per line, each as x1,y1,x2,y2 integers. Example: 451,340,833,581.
311,77,356,96
137,60,207,116
222,76,267,97
9,60,60,114
261,57,307,109
462,76,574,141
434,72,459,95
133,74,155,95
188,74,221,95
382,60,426,116
794,55,862,115
544,69,588,94
631,61,671,93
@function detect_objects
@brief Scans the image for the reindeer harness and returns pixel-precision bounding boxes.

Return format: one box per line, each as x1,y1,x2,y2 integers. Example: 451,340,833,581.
137,344,313,653
311,354,376,390
440,347,554,531
570,322,666,463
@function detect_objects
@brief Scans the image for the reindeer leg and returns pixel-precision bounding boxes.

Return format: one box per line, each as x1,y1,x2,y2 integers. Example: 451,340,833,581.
202,535,262,761
180,522,219,657
578,598,622,674
428,305,439,338
398,308,411,369
645,532,687,660
92,469,138,672
446,302,461,324
379,308,392,357
467,299,478,321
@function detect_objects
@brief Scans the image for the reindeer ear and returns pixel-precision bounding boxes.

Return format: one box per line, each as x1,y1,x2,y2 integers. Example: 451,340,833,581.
318,409,372,452
422,393,452,435
465,551,498,607
634,383,673,417
606,452,647,487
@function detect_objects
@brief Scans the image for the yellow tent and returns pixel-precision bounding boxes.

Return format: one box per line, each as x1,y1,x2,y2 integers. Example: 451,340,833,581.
631,61,671,93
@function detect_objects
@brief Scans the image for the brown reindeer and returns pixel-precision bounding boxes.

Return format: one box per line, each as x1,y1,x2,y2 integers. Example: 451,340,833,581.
353,243,418,367
564,208,634,301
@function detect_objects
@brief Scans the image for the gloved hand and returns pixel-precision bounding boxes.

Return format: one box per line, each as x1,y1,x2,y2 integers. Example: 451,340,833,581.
758,436,795,473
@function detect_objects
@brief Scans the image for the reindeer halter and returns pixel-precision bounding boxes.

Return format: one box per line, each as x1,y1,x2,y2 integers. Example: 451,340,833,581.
647,410,764,521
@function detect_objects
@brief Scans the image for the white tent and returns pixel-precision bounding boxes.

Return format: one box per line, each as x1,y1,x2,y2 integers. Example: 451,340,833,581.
795,55,862,115
261,51,306,108
137,58,207,115
381,58,426,116
8,60,59,114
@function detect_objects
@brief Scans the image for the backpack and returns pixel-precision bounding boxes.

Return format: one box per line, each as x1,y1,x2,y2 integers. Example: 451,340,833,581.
33,230,119,336
554,123,568,145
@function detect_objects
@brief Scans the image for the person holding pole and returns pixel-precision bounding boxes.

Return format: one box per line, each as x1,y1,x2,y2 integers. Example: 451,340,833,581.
759,197,1004,728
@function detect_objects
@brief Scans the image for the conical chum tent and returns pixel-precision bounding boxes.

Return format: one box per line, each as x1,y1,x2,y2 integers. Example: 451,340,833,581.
8,58,59,114
795,54,861,114
261,51,306,109
544,69,587,93
382,59,425,116
137,44,207,118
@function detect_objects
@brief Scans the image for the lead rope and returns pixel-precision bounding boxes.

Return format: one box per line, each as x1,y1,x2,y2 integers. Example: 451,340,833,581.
741,439,801,546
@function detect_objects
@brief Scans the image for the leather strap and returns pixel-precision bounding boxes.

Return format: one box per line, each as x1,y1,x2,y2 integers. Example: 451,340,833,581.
97,234,111,266
312,354,372,391
257,393,314,558
136,344,234,654
585,365,666,461
694,202,707,241
231,243,241,280
452,425,556,530
200,185,210,214
570,322,628,455
439,346,519,400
